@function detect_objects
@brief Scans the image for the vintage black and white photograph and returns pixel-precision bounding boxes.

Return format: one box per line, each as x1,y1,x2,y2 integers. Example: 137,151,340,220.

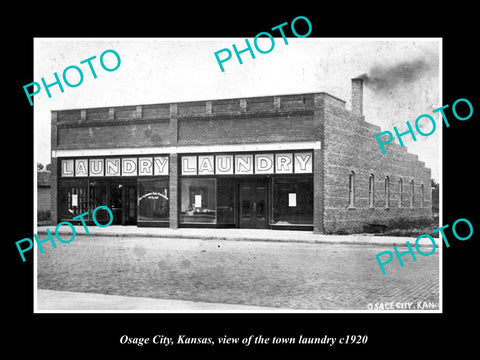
33,37,441,313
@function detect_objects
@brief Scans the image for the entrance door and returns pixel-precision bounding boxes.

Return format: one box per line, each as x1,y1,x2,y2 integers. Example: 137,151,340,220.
109,182,123,225
239,180,268,229
123,183,137,225
109,181,137,225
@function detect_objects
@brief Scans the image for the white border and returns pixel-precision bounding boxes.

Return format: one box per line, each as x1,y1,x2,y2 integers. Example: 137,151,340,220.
52,141,321,158
34,37,442,314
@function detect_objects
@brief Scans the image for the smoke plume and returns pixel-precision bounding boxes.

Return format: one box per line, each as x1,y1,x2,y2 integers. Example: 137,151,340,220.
357,59,431,91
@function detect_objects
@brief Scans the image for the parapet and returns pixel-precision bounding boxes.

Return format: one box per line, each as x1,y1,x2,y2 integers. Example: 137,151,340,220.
53,91,348,124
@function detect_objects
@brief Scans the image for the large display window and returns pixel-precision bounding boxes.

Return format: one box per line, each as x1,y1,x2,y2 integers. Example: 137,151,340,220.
179,178,237,225
58,179,89,221
138,179,169,223
271,176,313,225
180,178,217,223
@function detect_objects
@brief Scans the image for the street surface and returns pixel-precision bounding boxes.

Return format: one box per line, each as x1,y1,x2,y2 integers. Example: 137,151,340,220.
37,235,439,310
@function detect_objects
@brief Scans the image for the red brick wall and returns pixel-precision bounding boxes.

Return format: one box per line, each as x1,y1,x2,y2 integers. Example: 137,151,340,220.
57,122,171,149
319,95,432,233
178,113,315,145
54,95,319,150
38,187,51,211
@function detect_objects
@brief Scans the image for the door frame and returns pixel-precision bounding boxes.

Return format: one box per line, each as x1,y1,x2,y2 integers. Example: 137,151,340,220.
238,178,269,229
108,179,137,226
122,182,137,225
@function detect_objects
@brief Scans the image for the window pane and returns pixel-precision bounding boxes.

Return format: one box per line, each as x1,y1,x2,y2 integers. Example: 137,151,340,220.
349,172,355,206
138,179,169,222
410,181,414,207
385,177,390,207
369,175,374,206
180,178,216,223
58,179,89,220
398,180,402,207
272,177,313,225
421,185,424,207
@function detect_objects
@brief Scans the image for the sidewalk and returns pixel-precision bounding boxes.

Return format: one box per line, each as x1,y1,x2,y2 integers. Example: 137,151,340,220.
36,289,287,311
36,225,438,247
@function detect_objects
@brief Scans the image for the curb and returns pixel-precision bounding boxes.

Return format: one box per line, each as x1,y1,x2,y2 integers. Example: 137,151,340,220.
36,228,439,247
36,289,287,311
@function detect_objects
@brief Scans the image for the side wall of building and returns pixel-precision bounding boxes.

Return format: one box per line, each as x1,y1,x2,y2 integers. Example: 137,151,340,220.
37,188,51,212
320,95,432,233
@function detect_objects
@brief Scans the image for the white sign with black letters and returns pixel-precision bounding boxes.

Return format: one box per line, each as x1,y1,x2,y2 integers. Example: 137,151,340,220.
181,152,312,175
61,156,169,177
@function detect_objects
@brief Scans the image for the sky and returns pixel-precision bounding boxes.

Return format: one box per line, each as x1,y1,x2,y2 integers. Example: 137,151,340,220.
33,38,441,181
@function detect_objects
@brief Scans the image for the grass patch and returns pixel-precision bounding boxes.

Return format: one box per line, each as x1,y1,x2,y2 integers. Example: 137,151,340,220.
37,209,54,226
369,216,439,237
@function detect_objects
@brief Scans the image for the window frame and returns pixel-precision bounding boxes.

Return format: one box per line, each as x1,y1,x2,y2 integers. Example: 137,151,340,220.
368,174,375,208
348,171,355,208
398,178,403,208
420,183,425,208
385,175,390,209
270,175,314,226
179,177,218,224
137,177,170,224
57,178,89,222
410,180,415,208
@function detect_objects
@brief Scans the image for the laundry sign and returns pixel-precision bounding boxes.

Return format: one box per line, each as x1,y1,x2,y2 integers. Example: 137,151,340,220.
181,152,312,175
61,156,169,177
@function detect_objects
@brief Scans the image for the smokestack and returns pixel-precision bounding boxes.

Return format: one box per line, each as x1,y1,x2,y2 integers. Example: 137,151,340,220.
351,78,363,115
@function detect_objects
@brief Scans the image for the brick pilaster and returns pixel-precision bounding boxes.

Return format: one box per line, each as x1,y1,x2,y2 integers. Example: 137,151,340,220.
169,153,178,229
313,147,324,234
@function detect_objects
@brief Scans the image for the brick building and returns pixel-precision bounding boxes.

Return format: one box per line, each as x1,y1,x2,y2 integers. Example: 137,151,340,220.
37,170,51,212
50,79,431,233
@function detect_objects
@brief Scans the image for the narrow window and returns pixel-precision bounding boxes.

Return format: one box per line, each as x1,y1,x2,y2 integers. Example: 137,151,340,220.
398,178,403,207
349,171,355,207
368,174,374,207
420,184,425,208
385,176,390,208
410,180,415,208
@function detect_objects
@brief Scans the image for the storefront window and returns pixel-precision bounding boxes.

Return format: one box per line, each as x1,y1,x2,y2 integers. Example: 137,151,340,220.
58,179,89,220
180,178,216,223
138,179,169,222
217,178,235,224
271,177,313,225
